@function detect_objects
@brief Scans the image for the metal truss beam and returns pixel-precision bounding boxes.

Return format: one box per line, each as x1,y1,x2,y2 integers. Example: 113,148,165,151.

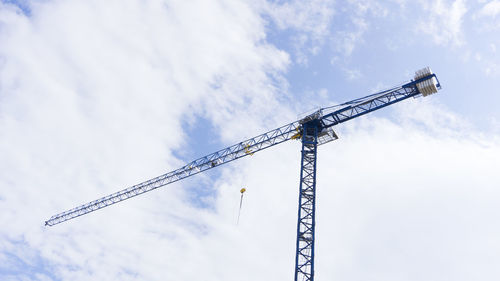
45,121,300,226
319,74,440,129
294,122,318,281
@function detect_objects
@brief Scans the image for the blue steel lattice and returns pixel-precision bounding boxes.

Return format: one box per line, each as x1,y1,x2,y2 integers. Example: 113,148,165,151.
45,121,300,226
45,73,441,229
295,122,319,281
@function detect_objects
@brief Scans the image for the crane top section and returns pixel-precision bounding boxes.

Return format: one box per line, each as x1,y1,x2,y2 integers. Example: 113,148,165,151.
45,67,440,227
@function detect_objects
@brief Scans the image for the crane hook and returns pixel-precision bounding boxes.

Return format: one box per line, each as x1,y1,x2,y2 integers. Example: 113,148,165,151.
237,187,246,225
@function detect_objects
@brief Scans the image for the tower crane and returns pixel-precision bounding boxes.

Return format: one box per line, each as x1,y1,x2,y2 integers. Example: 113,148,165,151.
45,67,441,281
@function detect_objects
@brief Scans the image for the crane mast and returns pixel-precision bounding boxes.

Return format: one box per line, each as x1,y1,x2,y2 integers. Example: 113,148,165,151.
295,120,321,281
45,68,441,281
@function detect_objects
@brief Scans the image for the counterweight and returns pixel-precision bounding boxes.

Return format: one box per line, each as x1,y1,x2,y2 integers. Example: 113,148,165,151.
45,67,441,281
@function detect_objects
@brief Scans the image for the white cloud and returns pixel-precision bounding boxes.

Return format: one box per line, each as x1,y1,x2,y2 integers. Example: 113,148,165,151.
0,0,292,280
260,0,335,64
477,0,500,17
263,0,334,37
214,99,500,281
334,18,368,57
343,67,363,80
416,0,468,46
331,1,389,58
348,0,389,17
313,101,500,281
472,0,500,30
485,61,500,76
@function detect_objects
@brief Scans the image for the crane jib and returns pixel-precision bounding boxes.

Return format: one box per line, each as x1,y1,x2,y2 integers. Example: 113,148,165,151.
45,121,301,226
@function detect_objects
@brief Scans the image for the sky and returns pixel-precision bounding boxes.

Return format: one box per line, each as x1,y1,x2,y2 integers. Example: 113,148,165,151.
0,0,499,280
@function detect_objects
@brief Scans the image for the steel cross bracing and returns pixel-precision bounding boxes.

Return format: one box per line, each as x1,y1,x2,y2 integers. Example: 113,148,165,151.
319,78,426,130
295,122,319,281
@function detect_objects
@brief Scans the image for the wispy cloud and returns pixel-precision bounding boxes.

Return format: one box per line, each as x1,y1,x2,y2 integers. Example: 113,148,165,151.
0,0,291,279
472,0,500,30
477,0,500,17
343,67,363,80
330,1,389,59
334,17,368,57
416,0,468,46
261,0,335,64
